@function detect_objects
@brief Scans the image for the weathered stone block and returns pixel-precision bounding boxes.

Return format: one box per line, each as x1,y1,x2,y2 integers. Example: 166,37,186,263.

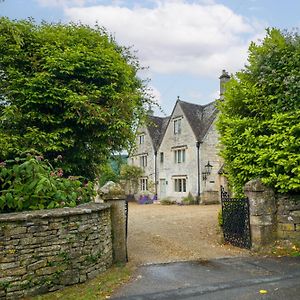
0,261,20,270
35,266,65,276
3,226,27,237
3,267,26,277
278,223,296,232
60,270,79,285
27,260,47,271
250,215,273,226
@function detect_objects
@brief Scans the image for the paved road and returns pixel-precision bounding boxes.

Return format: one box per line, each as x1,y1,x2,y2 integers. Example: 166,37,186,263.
112,257,300,300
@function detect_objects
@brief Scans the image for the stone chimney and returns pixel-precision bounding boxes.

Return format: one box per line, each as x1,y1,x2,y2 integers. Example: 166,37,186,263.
219,69,230,100
147,104,154,116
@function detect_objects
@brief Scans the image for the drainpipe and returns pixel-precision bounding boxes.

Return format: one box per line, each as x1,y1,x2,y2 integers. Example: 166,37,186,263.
154,151,158,197
196,141,201,203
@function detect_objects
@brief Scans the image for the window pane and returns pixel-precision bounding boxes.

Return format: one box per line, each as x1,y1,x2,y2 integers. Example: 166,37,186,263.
160,152,164,163
183,179,186,192
178,119,181,134
182,149,185,162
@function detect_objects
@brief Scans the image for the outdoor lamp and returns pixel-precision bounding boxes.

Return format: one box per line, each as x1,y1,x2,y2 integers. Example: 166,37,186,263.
205,161,213,175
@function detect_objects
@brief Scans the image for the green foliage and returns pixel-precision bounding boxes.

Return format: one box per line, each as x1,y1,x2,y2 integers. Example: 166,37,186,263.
0,18,152,179
217,28,300,195
159,197,175,205
98,163,119,187
120,164,143,181
120,164,143,194
0,152,94,213
98,154,128,187
182,192,195,205
218,209,223,227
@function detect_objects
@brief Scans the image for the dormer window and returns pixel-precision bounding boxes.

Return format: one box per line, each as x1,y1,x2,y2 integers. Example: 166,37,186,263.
139,134,145,144
174,119,181,135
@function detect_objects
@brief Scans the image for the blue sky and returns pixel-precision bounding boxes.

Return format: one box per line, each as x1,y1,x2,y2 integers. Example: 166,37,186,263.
1,0,299,116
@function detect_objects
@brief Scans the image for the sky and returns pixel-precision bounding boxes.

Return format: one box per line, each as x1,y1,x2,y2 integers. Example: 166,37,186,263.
1,0,299,116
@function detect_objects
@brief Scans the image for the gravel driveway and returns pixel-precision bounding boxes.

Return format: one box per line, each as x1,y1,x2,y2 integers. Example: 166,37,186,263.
127,202,250,265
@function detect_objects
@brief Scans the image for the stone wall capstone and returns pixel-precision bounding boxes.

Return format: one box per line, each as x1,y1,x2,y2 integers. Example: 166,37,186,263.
0,203,112,299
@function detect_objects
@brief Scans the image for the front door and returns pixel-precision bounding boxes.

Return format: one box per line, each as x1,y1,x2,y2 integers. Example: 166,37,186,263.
159,179,166,199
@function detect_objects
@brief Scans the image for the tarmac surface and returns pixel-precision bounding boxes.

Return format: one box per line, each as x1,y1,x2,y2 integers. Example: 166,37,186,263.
112,257,300,300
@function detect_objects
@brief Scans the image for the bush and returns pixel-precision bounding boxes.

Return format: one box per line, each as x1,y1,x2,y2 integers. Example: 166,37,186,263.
160,197,176,205
182,192,196,205
218,209,223,227
217,28,300,195
0,152,94,213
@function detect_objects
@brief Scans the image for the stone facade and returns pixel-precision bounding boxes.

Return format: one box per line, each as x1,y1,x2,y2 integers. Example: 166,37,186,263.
130,124,156,197
244,179,300,248
129,71,230,204
129,102,224,204
0,203,112,299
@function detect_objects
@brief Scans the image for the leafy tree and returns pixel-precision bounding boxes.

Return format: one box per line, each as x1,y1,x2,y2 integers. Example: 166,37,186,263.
120,164,143,195
0,18,151,179
217,28,300,195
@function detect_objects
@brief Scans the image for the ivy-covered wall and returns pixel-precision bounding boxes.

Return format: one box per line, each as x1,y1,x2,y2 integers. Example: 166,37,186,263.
0,203,112,299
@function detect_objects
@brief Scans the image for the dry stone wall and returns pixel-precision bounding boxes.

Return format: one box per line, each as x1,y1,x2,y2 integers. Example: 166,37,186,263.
0,203,112,299
277,194,300,242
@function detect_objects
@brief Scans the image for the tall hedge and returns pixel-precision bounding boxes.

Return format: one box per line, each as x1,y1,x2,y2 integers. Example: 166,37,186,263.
0,18,150,179
217,28,300,195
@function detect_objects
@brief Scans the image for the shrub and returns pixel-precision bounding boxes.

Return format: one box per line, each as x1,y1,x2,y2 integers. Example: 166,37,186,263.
217,28,300,195
218,209,223,227
159,197,176,205
0,152,94,213
182,192,195,205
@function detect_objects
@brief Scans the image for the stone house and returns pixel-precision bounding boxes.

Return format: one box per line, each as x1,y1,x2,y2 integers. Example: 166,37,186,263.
129,70,230,204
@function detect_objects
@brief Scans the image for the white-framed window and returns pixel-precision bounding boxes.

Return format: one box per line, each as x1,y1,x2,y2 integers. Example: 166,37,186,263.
174,178,187,192
139,155,147,167
139,134,145,144
174,119,181,135
174,149,186,163
160,152,164,163
140,178,148,191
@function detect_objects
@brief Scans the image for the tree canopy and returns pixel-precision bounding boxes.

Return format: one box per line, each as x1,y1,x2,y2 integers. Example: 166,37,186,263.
0,18,150,179
217,28,300,195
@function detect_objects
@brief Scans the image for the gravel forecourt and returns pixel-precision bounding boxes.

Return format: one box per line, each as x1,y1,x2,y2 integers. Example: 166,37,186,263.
127,202,250,265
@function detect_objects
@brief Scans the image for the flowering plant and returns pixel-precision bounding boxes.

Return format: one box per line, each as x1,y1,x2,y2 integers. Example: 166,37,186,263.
0,152,94,213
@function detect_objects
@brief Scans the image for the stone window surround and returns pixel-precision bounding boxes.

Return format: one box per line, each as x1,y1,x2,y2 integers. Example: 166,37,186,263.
160,152,164,163
173,176,187,192
174,148,186,163
139,133,145,144
139,154,148,167
173,117,182,135
140,177,148,191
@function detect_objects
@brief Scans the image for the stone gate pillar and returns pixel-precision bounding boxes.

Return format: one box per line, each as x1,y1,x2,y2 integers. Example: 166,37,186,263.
102,195,127,263
244,179,277,249
98,182,127,264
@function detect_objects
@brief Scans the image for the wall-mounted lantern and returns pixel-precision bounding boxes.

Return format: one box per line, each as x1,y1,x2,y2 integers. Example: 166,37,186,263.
202,161,213,181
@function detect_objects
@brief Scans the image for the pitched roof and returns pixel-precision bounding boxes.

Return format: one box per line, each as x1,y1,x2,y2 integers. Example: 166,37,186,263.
147,115,170,152
145,100,217,151
178,100,217,142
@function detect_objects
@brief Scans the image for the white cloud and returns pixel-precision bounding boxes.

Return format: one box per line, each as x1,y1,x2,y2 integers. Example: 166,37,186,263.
61,1,264,77
148,85,161,104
